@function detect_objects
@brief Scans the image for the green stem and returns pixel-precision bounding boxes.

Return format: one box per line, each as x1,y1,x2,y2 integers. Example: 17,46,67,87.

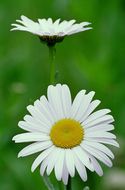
66,176,72,190
42,173,55,190
48,45,56,84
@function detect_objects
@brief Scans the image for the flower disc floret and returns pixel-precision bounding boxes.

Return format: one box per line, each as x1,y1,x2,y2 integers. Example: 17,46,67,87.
50,119,84,148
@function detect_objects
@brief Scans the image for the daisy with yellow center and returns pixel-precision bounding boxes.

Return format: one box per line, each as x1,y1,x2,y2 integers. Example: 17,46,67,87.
13,84,119,185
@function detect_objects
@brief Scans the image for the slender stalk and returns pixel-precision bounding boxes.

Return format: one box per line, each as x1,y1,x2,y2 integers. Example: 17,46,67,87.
48,45,56,84
42,173,55,190
66,176,72,190
42,46,57,190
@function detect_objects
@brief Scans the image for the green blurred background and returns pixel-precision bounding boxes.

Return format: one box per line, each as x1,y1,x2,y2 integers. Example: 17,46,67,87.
0,0,125,190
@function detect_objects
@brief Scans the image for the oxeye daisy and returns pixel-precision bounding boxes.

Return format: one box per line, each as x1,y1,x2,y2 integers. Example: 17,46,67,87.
13,84,119,185
11,15,92,46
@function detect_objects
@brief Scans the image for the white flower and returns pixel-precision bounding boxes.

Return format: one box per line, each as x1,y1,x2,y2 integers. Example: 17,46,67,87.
11,15,92,46
13,84,119,185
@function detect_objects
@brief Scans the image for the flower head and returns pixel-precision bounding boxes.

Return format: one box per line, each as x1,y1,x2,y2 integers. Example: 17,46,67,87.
13,84,119,185
11,16,92,46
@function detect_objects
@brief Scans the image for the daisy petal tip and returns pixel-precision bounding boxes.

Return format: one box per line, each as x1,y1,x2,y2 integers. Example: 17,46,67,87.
99,171,103,177
31,166,35,173
109,164,113,168
116,142,120,148
26,105,32,111
18,121,22,126
98,100,101,104
21,15,26,19
70,173,75,178
40,169,44,176
26,105,30,109
108,161,113,168
16,19,20,22
63,180,68,186
31,158,41,173
91,167,95,172
107,109,111,113
84,177,87,182
10,28,15,32
12,136,16,141
56,176,62,181
88,91,95,98
12,137,14,141
17,153,21,158
92,90,95,94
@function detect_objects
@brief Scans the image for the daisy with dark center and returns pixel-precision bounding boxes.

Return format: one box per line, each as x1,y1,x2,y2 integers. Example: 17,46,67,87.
11,15,92,46
13,84,119,185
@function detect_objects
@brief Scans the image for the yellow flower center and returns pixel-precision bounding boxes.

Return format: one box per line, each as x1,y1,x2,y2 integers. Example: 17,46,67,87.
50,119,84,148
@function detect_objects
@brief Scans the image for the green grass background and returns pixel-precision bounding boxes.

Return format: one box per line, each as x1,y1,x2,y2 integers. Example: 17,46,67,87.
0,0,125,190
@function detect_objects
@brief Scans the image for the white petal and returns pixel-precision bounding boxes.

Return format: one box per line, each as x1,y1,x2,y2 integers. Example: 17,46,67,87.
21,15,36,26
85,131,116,139
85,124,114,133
47,18,53,25
13,132,50,143
72,146,94,171
88,154,103,176
81,100,101,122
84,115,114,128
82,141,114,159
11,24,27,31
31,146,54,172
79,22,92,27
62,20,76,33
70,90,86,119
73,91,95,122
55,149,65,180
40,151,54,176
68,26,92,35
84,109,111,125
34,98,54,125
62,158,69,185
13,15,40,34
40,95,57,121
72,151,87,181
18,141,52,157
40,159,48,176
18,119,49,133
18,120,38,132
24,115,49,132
46,147,60,175
61,84,72,118
47,84,64,120
81,144,113,167
67,23,82,34
54,18,61,27
27,105,51,127
46,18,55,34
65,149,75,177
85,138,119,147
58,20,67,31
38,19,49,34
